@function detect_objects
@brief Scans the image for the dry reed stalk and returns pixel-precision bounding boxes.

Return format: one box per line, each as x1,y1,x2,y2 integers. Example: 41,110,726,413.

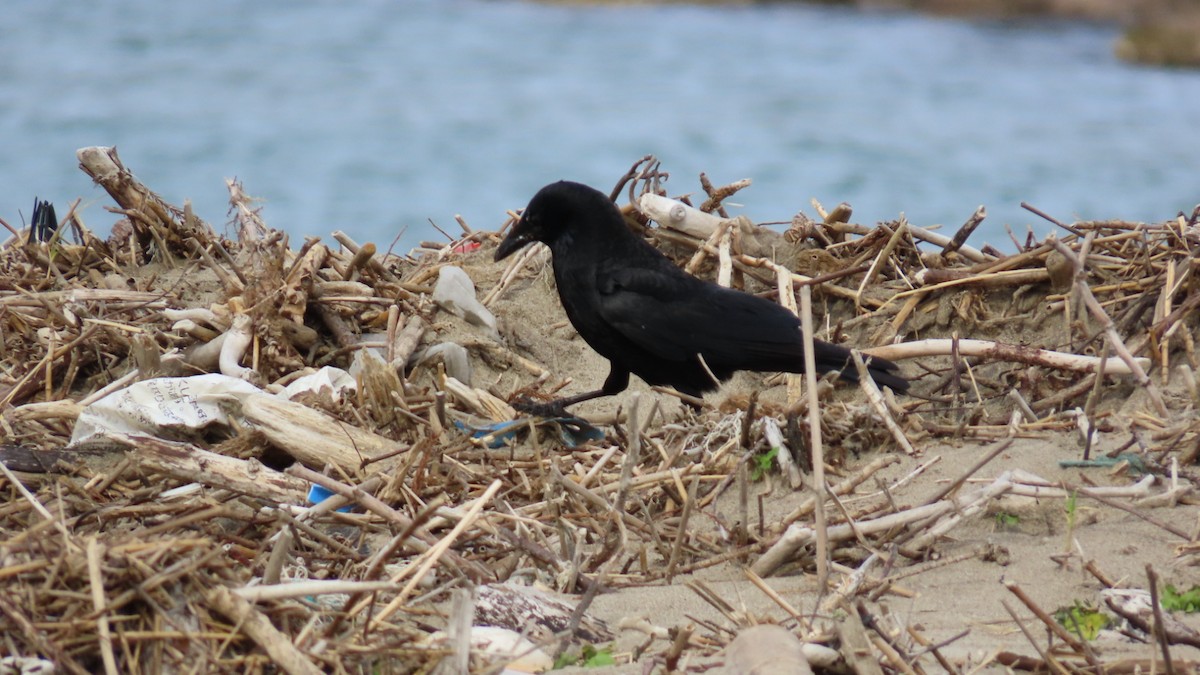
333,230,399,283
86,537,119,675
683,217,734,276
664,475,698,582
779,455,900,527
799,285,830,589
1048,236,1168,415
756,472,1027,577
868,337,1150,375
652,226,884,307
1003,580,1094,662
0,460,80,553
1001,599,1071,675
915,267,1050,287
717,218,735,288
373,479,502,626
942,205,987,257
483,241,549,306
774,264,804,409
855,217,908,309
125,434,308,502
852,351,914,455
825,219,994,263
698,175,752,216
1145,565,1180,675
207,586,325,675
819,553,881,615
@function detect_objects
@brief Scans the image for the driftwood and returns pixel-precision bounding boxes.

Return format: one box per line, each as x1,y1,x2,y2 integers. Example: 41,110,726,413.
868,338,1152,375
475,581,612,644
77,145,216,252
121,433,309,503
239,394,405,474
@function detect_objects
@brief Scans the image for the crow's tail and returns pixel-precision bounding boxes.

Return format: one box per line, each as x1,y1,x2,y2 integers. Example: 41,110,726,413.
814,342,909,393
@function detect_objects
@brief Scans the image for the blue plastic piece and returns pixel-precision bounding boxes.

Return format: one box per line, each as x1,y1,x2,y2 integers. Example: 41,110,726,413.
307,484,354,512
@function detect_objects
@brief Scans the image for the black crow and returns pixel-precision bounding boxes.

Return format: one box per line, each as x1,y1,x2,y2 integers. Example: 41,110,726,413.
494,180,907,412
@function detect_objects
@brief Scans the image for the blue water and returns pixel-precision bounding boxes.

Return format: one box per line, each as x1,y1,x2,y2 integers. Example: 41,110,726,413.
3,0,1198,252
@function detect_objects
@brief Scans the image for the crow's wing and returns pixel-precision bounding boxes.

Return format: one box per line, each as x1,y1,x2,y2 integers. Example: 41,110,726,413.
595,267,810,368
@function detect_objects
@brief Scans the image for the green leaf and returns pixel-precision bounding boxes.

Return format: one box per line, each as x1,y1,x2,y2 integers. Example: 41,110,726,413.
582,645,616,667
1162,585,1200,613
1053,601,1110,640
552,651,579,669
554,644,616,669
751,447,779,481
993,511,1020,527
1064,490,1078,517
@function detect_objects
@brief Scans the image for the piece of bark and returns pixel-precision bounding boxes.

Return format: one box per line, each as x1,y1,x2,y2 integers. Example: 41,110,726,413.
0,443,119,473
390,314,425,371
239,393,404,474
121,434,308,503
1103,589,1200,649
475,582,613,644
280,243,329,325
836,611,884,675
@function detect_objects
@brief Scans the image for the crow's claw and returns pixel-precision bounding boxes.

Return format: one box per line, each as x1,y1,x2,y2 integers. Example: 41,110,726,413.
511,396,571,419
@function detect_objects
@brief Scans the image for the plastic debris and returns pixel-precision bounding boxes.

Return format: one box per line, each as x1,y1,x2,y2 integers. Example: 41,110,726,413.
69,374,264,446
306,484,353,512
455,417,604,449
279,366,357,403
432,265,499,338
418,342,474,385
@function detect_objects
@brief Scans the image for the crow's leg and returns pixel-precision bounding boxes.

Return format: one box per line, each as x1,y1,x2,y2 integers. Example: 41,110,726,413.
512,368,630,417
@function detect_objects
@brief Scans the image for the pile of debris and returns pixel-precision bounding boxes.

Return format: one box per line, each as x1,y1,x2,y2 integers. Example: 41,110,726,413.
1,150,1197,673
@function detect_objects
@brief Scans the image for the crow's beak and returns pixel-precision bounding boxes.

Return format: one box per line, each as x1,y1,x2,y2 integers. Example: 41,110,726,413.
494,227,531,261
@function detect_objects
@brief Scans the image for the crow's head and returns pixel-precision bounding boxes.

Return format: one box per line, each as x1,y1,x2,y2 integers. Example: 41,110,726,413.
495,181,609,261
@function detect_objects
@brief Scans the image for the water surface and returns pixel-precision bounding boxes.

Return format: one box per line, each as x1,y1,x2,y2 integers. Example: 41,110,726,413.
2,1,1197,251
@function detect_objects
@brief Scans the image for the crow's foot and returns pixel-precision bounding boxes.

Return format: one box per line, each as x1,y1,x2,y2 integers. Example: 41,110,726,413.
511,396,574,419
